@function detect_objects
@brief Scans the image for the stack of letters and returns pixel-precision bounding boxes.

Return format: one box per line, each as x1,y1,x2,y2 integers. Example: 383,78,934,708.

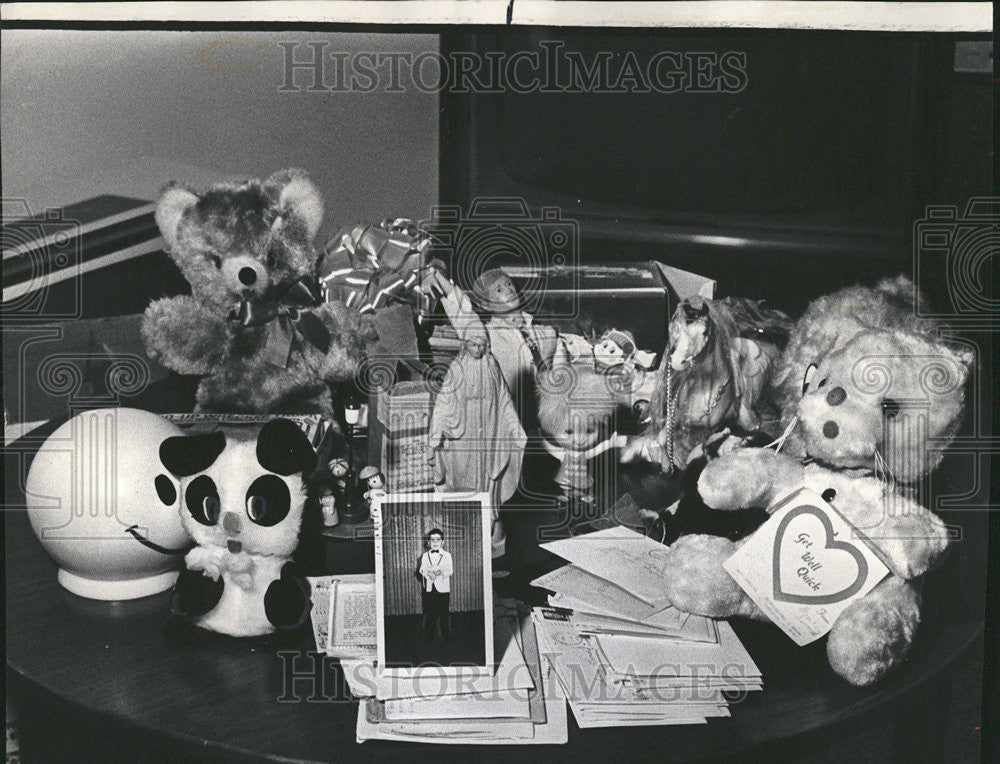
531,526,761,727
308,575,568,744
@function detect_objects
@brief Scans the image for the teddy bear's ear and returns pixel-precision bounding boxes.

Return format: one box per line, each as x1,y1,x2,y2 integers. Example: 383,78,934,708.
159,430,226,476
155,184,198,250
946,342,975,371
267,169,324,240
257,418,317,476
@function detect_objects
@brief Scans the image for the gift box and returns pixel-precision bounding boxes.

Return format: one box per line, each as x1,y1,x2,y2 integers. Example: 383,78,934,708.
365,358,436,493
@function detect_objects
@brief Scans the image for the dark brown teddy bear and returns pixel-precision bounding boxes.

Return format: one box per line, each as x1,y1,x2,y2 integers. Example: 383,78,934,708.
142,169,364,414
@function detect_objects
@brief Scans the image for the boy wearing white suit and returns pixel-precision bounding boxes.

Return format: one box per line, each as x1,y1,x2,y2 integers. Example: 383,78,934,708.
419,529,453,640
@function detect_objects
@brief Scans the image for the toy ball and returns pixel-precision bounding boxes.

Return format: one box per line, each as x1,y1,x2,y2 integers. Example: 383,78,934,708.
25,408,191,600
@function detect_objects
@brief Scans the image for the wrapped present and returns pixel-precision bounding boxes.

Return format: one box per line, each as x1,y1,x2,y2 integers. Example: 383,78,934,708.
320,218,443,316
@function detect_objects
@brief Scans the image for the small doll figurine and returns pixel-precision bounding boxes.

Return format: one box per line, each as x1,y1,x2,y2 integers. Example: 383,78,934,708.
468,268,560,428
328,457,366,524
593,328,658,407
358,466,386,510
593,329,638,372
537,363,619,503
319,486,339,527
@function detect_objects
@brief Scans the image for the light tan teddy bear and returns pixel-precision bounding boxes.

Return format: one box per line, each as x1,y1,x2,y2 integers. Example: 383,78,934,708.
660,276,973,685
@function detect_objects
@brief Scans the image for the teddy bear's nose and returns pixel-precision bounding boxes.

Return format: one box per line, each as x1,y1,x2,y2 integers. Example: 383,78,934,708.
238,267,257,286
826,386,847,406
823,420,840,439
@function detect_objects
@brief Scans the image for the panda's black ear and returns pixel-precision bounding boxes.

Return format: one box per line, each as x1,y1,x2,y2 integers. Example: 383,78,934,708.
257,419,317,476
160,431,227,476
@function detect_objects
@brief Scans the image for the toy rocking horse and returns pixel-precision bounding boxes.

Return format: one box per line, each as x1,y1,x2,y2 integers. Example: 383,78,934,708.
625,296,792,471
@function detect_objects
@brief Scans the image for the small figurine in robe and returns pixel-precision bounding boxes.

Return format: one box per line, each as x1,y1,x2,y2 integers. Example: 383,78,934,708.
470,269,560,429
423,270,528,557
429,327,527,507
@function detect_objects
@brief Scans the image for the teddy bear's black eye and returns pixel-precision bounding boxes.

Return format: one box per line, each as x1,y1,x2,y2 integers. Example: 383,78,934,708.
802,363,818,394
208,254,222,269
881,398,901,419
245,475,291,527
817,378,828,388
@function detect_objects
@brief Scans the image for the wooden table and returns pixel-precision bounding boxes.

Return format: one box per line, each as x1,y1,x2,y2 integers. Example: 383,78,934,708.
5,421,988,762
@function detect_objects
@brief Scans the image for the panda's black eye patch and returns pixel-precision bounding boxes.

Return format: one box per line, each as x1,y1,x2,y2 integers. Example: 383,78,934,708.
155,474,177,506
245,475,290,527
186,475,220,526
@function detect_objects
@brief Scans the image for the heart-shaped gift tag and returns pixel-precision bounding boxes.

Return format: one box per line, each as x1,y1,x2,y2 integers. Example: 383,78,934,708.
723,487,890,645
771,505,868,605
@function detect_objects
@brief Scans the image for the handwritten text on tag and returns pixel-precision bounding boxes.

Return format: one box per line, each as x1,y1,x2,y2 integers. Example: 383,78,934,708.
723,487,889,646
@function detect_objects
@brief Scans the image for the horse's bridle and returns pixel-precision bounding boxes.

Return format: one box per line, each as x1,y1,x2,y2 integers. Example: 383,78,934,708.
671,302,714,369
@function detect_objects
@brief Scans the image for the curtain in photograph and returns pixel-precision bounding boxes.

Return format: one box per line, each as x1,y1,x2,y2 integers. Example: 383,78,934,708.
381,497,485,616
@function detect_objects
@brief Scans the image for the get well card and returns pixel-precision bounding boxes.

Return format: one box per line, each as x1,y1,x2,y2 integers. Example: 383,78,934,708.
723,487,889,646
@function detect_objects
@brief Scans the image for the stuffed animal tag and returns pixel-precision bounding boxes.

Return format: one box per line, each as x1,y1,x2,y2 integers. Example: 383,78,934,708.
723,487,889,646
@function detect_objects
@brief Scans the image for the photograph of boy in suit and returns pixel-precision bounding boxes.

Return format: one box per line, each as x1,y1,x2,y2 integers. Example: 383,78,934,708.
419,529,453,640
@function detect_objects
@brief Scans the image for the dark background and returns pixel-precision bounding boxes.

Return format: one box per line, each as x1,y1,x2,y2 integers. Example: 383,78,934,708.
441,30,993,317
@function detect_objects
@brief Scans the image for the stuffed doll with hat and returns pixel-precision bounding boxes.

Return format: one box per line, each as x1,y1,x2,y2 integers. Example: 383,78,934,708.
142,169,365,414
592,328,659,410
658,276,973,685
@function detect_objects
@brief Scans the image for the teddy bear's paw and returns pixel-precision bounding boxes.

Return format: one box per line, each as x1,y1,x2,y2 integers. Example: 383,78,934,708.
264,562,312,630
171,567,225,617
823,474,951,580
142,296,225,375
698,457,760,509
867,511,951,580
699,449,803,510
662,535,763,619
826,576,920,686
